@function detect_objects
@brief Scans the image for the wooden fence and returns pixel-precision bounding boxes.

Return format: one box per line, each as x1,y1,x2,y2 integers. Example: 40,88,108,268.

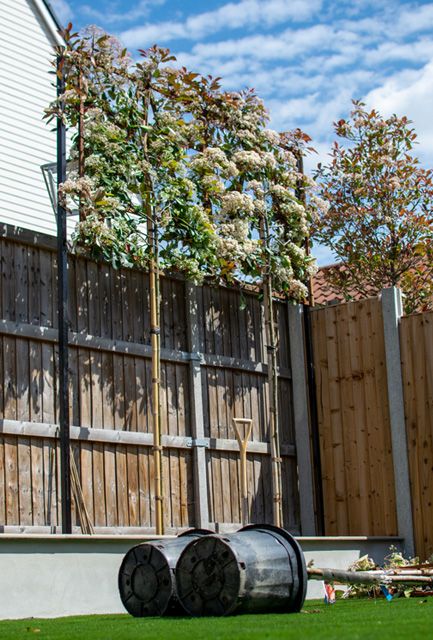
400,311,433,560
0,225,301,534
311,294,433,559
310,297,398,537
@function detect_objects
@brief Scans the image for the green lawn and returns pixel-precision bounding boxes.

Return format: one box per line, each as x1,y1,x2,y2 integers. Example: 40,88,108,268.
0,598,432,640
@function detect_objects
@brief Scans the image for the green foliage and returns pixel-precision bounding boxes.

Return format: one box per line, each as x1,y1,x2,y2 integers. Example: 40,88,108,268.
46,26,323,300
314,100,433,313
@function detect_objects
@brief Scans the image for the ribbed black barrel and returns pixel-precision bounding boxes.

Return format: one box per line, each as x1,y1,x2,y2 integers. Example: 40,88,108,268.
175,524,307,616
118,529,211,617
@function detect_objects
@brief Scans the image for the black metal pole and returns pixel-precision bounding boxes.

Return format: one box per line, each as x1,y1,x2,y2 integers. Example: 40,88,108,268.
303,304,325,535
57,54,72,534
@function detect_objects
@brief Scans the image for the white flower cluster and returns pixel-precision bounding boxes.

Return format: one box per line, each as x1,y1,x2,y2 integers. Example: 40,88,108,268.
237,129,258,144
273,263,294,284
85,107,104,120
227,98,266,132
221,219,249,242
60,176,94,196
270,184,291,200
305,260,318,278
220,191,254,216
200,175,225,194
247,180,264,197
216,219,259,262
232,149,278,172
283,150,298,169
85,154,104,172
309,194,329,216
262,129,280,146
262,152,277,170
233,150,264,171
191,148,238,177
287,242,306,261
286,279,309,300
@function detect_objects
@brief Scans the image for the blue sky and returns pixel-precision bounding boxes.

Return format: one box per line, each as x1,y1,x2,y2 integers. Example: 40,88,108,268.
51,0,433,265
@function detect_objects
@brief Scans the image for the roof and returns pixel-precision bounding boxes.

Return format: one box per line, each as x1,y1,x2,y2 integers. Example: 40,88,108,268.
31,0,65,47
312,264,348,306
312,263,377,306
41,0,63,32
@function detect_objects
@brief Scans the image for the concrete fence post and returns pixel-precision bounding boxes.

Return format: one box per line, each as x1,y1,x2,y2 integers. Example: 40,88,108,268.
381,287,415,557
288,303,317,535
185,282,210,529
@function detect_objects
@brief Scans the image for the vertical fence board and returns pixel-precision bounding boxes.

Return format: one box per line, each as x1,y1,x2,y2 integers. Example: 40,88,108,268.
92,442,106,527
5,436,18,525
18,436,32,525
31,438,44,525
104,444,117,527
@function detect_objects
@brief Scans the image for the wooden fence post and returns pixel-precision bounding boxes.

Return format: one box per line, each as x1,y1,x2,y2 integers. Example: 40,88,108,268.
287,303,317,535
381,287,415,557
186,282,210,529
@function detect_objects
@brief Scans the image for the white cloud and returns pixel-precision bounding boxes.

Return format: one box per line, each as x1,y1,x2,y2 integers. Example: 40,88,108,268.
120,0,323,47
50,0,73,23
219,24,334,59
365,60,433,161
395,3,433,36
364,38,433,65
79,0,165,26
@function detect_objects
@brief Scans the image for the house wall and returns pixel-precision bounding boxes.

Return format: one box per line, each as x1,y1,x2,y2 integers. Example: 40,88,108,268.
0,0,63,236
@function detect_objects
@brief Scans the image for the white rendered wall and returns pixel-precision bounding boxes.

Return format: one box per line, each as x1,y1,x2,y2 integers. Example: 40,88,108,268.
0,535,402,620
0,0,64,236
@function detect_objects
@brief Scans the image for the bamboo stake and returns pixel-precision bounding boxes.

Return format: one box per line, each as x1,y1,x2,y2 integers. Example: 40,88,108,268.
147,209,164,535
260,216,283,527
141,85,164,535
232,418,253,525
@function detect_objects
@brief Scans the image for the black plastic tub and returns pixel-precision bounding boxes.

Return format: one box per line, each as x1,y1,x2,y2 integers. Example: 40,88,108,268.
118,529,211,617
175,524,307,616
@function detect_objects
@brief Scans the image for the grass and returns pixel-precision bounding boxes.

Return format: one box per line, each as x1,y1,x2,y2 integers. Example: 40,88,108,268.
0,598,432,640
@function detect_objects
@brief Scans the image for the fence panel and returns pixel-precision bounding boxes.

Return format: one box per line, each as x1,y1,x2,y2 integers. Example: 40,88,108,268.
311,297,398,536
0,226,300,534
400,311,433,560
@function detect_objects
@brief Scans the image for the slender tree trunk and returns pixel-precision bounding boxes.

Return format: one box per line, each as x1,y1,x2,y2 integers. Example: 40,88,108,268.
295,151,314,306
260,217,283,526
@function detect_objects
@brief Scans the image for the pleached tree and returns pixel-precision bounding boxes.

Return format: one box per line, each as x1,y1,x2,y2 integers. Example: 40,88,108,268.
47,24,323,529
